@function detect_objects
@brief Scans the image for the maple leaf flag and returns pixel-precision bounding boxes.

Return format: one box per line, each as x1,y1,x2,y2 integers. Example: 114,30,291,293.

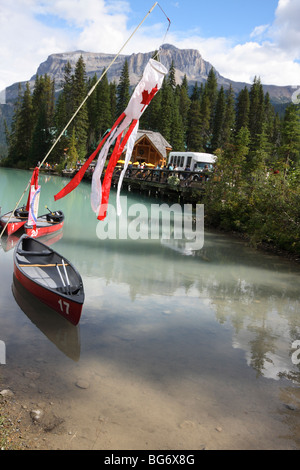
54,59,167,221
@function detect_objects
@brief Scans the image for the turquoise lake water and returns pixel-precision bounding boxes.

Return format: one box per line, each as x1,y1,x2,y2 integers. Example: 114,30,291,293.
0,167,299,450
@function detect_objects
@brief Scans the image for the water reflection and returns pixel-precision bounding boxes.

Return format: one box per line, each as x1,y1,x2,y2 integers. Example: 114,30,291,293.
64,235,300,383
0,230,63,252
1,169,300,387
12,275,80,361
1,167,300,449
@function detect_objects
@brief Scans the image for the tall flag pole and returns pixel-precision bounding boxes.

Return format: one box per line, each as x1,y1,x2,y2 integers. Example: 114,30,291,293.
0,3,171,237
54,59,167,220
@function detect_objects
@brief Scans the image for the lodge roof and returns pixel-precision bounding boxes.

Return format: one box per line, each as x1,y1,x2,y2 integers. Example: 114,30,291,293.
135,130,172,159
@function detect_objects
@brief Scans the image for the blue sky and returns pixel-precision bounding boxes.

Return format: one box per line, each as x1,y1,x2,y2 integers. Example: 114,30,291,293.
0,0,300,94
127,0,278,40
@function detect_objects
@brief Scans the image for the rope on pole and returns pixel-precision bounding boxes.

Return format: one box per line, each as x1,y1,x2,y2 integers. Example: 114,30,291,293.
0,2,171,239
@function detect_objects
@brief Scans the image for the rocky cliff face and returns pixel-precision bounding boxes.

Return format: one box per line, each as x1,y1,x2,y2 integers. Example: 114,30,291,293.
31,44,216,90
3,44,294,105
1,43,296,149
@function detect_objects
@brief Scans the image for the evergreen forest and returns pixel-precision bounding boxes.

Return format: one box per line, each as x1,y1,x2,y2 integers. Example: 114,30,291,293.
1,55,300,255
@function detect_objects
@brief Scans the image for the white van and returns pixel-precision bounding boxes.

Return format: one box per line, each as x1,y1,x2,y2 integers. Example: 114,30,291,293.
168,152,217,172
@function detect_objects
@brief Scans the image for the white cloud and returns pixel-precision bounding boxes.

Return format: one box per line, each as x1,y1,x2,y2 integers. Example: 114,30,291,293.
169,0,300,87
250,24,270,39
1,0,300,92
271,0,300,59
0,0,135,91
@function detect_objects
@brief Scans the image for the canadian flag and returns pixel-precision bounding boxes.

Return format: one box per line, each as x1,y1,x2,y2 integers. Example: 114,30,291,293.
54,59,167,220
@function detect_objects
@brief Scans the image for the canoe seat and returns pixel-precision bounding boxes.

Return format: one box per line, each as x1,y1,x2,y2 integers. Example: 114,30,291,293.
17,249,52,256
71,286,82,295
14,207,28,218
46,211,64,223
56,285,82,295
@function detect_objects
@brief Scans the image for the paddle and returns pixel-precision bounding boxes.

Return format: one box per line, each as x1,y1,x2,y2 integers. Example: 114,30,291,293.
56,264,65,285
62,259,71,295
45,205,55,216
19,263,69,267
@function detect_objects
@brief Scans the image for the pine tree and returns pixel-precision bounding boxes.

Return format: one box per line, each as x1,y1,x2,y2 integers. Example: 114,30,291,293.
281,103,300,174
190,82,201,101
186,98,202,151
13,83,34,167
116,60,130,116
251,124,271,175
235,87,250,133
222,85,236,145
199,87,211,151
109,81,117,123
62,61,73,124
168,61,176,91
96,70,112,138
86,74,99,151
270,112,281,164
6,84,23,166
211,86,226,151
68,127,79,169
158,77,174,143
206,68,218,133
53,91,69,164
249,77,264,148
178,75,190,142
30,74,55,166
53,61,73,163
71,55,89,159
170,95,185,151
232,126,251,184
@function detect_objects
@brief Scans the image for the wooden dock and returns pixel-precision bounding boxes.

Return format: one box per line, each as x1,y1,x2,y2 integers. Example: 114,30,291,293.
111,168,208,203
61,167,209,204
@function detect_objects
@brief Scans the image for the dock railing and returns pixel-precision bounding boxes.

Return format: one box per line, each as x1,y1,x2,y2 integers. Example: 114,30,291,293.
112,168,211,187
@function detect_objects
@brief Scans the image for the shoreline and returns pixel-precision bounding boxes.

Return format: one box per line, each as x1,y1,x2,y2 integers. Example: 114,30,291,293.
1,165,299,262
1,168,299,451
212,226,300,265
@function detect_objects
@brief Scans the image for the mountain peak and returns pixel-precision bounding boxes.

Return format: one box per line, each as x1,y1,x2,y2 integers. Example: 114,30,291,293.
4,44,295,106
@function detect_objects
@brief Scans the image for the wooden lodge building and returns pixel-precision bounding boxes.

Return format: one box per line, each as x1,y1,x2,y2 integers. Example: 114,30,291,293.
61,129,172,178
122,129,172,167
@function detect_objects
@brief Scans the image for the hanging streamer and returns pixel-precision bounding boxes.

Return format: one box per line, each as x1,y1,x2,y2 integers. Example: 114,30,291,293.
54,58,167,221
0,2,171,239
27,166,40,230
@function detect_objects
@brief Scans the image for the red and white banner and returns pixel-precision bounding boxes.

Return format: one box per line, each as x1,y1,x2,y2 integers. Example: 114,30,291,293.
26,167,40,229
27,184,41,228
54,59,167,221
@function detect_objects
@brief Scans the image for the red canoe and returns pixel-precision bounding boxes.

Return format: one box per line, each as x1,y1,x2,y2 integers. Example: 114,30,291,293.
0,206,29,235
14,235,84,325
24,210,64,238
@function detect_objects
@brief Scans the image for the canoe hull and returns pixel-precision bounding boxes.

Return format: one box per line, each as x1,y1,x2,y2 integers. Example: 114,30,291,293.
24,211,64,238
14,265,82,325
0,211,27,235
14,235,84,326
25,219,64,238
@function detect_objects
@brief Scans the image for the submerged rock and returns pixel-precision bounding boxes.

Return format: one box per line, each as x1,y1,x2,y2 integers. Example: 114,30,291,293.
75,380,89,389
30,409,44,423
0,389,14,398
